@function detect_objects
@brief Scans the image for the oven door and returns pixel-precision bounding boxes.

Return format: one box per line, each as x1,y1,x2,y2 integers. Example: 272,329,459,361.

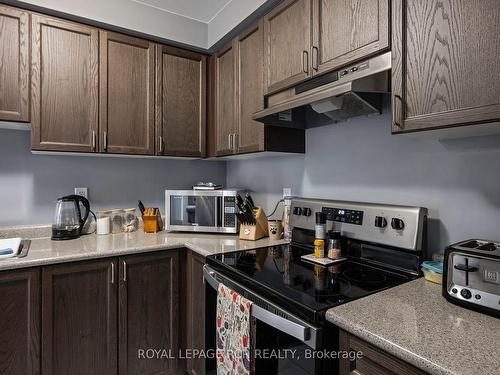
166,191,222,232
204,266,338,375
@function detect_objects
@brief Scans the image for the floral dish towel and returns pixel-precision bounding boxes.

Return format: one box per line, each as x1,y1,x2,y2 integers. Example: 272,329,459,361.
216,283,255,375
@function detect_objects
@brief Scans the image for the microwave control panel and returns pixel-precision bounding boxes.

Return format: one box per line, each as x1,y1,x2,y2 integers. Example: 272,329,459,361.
224,196,236,227
322,207,364,226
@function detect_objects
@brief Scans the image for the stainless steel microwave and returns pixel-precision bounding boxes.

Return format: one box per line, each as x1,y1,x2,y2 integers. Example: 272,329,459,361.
165,190,244,233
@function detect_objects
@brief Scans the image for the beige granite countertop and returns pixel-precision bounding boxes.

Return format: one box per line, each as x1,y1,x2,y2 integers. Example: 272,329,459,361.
0,226,287,271
326,278,500,375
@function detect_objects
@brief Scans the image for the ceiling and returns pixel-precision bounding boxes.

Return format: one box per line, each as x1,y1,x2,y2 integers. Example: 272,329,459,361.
131,0,233,23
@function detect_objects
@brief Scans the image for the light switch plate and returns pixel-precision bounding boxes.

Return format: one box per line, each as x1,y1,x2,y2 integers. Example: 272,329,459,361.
75,187,88,199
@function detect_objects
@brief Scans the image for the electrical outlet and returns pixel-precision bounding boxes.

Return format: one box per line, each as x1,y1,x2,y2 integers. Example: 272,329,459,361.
75,187,88,199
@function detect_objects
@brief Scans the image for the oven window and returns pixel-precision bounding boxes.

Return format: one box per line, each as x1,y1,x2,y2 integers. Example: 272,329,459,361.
170,195,216,226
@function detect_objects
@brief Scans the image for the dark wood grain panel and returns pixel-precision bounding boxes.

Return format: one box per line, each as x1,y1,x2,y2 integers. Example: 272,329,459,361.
214,42,236,156
155,45,206,157
235,20,265,154
100,31,155,155
0,268,40,375
339,330,427,375
0,5,29,122
31,15,98,151
263,0,312,94
185,251,206,375
118,250,179,375
313,0,389,74
42,260,117,375
392,0,500,133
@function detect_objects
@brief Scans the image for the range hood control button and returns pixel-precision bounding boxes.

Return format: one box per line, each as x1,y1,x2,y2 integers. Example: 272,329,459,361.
374,216,387,228
391,218,405,231
293,207,302,216
302,208,312,217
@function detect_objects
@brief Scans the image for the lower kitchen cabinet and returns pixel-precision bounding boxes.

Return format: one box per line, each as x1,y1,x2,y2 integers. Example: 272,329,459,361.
0,268,40,375
42,259,118,375
185,250,206,375
119,250,179,375
339,329,427,375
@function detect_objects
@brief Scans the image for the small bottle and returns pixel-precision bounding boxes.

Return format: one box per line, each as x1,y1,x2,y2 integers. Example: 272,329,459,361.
314,239,325,258
315,212,326,239
96,210,111,235
327,231,342,260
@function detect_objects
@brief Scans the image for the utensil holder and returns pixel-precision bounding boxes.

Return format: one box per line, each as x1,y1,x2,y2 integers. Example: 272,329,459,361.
239,206,268,241
142,208,162,233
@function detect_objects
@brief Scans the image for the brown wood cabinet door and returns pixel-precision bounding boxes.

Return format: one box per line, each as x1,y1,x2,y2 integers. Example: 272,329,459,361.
312,0,389,75
214,42,236,156
339,330,426,375
42,260,118,375
31,15,98,152
263,0,313,94
0,5,29,122
119,250,179,375
392,0,500,133
185,251,206,375
0,268,40,375
235,21,265,154
100,31,155,155
155,45,206,157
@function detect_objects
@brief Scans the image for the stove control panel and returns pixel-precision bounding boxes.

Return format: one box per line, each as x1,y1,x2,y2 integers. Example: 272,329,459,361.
289,197,427,252
322,207,363,225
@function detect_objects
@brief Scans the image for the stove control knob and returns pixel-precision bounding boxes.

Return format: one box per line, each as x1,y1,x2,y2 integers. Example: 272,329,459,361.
293,207,302,216
391,218,405,231
302,208,312,217
460,288,472,300
374,216,387,228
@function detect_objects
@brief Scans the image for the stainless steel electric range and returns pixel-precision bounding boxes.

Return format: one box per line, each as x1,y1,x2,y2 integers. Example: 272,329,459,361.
204,197,428,375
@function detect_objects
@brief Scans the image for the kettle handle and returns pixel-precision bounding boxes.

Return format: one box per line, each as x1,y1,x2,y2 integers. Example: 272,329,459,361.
65,195,90,233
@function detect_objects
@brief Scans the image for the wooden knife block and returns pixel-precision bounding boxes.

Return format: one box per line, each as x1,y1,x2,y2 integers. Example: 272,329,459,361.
239,206,268,241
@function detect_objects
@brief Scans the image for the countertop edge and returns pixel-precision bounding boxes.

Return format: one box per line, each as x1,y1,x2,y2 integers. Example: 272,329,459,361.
327,307,455,375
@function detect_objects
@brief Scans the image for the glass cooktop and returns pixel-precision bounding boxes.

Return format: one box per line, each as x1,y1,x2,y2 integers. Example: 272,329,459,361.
206,244,414,323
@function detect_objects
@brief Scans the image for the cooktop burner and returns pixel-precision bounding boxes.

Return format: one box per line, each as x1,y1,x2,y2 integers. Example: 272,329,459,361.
206,244,415,323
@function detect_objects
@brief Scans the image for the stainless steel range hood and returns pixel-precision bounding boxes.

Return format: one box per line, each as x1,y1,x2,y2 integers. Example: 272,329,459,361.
252,52,391,128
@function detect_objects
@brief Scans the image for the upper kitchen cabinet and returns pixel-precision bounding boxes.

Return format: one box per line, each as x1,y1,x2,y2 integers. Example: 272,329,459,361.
312,0,389,75
392,0,500,133
0,5,29,122
213,42,237,156
155,45,206,157
235,21,265,154
263,0,313,94
31,15,99,152
100,31,155,155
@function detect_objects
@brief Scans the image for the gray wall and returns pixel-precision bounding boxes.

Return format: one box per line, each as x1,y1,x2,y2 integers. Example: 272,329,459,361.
0,129,226,226
227,105,500,253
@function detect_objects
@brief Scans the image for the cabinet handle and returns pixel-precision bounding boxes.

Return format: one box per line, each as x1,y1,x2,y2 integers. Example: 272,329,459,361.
91,131,96,151
158,136,164,154
302,50,309,74
123,260,127,282
312,46,319,71
111,263,115,284
392,95,404,129
233,133,238,153
228,134,232,150
103,131,108,151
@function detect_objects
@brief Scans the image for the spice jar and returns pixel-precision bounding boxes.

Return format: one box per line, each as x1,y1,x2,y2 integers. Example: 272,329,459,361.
315,212,326,240
327,231,342,259
96,210,111,235
314,239,325,258
110,209,125,233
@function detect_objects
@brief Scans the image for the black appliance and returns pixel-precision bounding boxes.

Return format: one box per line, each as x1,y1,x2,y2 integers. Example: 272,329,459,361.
204,197,427,374
443,239,500,317
51,195,91,240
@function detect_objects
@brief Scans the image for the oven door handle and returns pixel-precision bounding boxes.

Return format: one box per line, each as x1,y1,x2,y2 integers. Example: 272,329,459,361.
203,266,314,345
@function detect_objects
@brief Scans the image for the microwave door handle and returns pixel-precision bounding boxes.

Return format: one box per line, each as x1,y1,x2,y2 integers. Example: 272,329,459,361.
203,266,312,345
215,196,219,228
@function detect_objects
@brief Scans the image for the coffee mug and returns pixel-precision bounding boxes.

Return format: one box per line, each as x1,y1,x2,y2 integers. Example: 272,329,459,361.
268,220,283,240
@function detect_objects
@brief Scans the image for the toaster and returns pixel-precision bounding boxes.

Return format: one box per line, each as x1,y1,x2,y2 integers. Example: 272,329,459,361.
443,239,500,317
